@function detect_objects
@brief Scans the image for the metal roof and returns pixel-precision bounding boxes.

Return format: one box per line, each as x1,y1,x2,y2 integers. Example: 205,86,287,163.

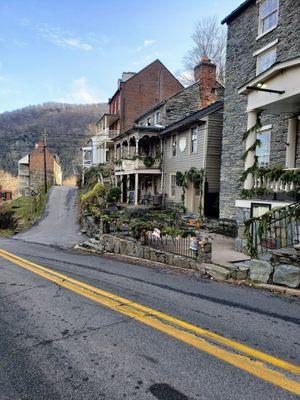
162,101,223,135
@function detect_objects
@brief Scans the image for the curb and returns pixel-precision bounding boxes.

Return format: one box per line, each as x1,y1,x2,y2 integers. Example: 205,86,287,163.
74,244,203,277
252,283,300,297
74,244,300,297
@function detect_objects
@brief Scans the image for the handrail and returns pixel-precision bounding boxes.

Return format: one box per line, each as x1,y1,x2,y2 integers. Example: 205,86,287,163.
244,202,300,257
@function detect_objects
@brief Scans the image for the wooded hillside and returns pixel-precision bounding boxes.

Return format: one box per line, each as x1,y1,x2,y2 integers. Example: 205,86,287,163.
0,102,107,178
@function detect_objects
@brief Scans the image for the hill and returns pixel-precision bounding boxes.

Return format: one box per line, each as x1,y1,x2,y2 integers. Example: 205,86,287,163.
0,102,107,178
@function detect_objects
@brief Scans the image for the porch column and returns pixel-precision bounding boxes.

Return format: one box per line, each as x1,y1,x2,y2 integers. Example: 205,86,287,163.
244,111,257,190
114,145,117,161
127,174,130,203
135,138,139,155
134,173,139,206
286,117,297,168
119,176,123,201
104,142,107,163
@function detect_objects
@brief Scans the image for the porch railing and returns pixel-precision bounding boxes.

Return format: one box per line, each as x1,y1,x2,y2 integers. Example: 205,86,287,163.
115,157,160,172
244,202,300,257
254,168,299,192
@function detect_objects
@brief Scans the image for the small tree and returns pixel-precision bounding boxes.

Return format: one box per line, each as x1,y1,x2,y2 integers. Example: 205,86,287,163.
180,16,226,85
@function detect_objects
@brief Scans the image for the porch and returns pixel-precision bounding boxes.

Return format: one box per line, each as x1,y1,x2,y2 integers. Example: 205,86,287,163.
116,173,162,206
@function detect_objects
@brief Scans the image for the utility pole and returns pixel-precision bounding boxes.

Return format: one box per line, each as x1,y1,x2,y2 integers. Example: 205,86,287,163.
43,130,48,193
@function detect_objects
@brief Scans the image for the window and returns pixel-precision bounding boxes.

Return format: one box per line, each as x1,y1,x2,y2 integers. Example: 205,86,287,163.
191,127,198,153
171,175,176,196
256,126,271,167
172,135,177,157
259,0,279,36
146,117,151,126
257,47,276,74
154,111,161,124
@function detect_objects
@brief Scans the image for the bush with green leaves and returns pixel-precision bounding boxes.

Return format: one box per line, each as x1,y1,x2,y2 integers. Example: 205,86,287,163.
106,187,122,204
0,209,17,230
81,183,106,211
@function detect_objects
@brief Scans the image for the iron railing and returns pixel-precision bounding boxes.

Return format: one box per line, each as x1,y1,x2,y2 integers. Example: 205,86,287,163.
245,202,300,257
146,234,200,259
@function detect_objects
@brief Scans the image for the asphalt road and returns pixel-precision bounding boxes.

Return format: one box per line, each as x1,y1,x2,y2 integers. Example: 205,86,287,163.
15,185,85,248
0,186,299,399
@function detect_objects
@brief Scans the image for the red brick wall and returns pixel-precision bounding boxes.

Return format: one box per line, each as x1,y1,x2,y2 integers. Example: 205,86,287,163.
194,57,217,110
120,60,183,132
29,142,55,189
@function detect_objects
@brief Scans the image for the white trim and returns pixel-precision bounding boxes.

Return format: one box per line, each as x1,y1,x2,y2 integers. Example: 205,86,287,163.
258,0,279,37
238,57,300,94
170,173,176,197
258,124,272,132
235,199,292,209
256,46,277,75
253,39,278,57
256,25,277,40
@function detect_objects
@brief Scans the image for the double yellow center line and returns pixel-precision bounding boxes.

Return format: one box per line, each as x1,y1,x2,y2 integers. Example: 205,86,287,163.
0,248,299,395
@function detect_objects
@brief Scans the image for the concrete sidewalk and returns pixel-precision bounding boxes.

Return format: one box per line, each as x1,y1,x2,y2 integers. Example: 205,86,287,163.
208,233,250,268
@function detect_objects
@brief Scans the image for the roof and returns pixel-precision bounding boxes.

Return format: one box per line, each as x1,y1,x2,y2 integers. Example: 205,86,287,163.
162,100,223,135
238,56,300,94
135,80,200,123
18,155,29,164
109,59,184,105
113,124,164,140
221,0,255,25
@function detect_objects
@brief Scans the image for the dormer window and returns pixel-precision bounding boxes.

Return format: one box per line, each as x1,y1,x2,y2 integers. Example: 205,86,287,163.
154,111,161,124
259,0,279,36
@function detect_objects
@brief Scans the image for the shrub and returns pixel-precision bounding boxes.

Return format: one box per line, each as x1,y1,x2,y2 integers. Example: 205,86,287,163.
81,183,106,210
106,187,122,204
0,209,17,230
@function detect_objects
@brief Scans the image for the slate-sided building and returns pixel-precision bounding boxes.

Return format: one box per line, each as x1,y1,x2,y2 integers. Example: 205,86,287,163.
220,0,300,248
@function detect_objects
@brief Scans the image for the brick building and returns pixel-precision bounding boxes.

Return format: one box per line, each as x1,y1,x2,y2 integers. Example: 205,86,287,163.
87,59,183,168
220,0,300,249
18,141,62,195
113,57,224,213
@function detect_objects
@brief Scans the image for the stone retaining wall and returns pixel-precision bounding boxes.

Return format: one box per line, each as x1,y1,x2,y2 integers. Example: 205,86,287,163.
80,214,212,270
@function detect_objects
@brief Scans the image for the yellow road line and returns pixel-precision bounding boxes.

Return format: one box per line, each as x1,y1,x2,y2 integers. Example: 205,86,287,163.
0,248,299,395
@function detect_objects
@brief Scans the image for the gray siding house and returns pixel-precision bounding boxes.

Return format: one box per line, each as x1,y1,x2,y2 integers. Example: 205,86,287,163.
220,0,300,248
112,57,224,209
162,101,223,216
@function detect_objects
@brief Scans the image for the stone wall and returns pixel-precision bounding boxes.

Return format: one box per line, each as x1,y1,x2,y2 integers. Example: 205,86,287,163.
247,248,300,288
80,214,212,270
136,82,200,127
220,0,300,220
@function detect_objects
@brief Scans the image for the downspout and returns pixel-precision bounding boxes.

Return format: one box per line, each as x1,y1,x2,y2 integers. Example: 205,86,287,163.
202,118,209,216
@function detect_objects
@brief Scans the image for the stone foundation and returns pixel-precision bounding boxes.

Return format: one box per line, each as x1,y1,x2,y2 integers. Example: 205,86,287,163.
80,235,212,271
80,214,212,270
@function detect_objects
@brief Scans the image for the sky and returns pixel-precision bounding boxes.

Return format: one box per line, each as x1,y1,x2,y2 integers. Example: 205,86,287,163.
0,0,242,113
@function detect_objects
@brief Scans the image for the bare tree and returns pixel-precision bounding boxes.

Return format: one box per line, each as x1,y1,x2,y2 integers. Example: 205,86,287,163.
180,16,226,85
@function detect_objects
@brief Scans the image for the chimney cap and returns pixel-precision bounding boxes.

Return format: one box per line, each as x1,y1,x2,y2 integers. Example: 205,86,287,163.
201,55,210,62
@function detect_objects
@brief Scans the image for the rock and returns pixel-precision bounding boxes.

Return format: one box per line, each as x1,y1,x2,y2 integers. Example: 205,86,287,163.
172,256,191,269
126,242,137,256
189,260,204,272
273,264,300,288
114,241,120,254
236,266,249,280
204,264,231,280
249,259,273,283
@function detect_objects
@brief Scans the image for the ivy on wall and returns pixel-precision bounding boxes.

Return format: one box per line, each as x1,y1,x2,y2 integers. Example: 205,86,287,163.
175,167,204,215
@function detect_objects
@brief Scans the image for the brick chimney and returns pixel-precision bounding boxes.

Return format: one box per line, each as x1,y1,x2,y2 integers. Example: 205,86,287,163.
194,56,217,110
35,140,45,150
